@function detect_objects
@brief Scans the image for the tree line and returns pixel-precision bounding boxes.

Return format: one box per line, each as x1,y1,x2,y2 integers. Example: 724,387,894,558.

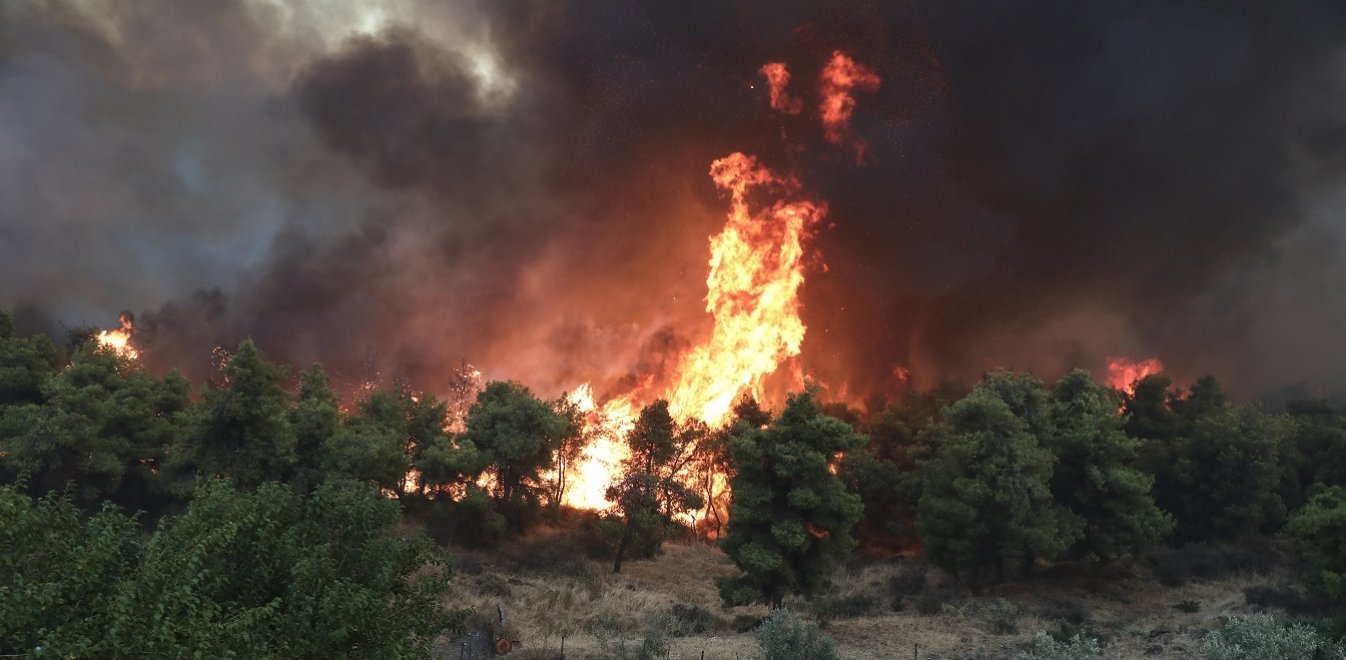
3,310,1344,653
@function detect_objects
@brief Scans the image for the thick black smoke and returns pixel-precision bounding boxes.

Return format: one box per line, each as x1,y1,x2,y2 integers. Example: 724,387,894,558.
4,0,1346,401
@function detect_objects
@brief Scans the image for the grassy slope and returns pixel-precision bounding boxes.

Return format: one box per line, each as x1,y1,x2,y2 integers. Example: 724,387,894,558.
438,535,1302,659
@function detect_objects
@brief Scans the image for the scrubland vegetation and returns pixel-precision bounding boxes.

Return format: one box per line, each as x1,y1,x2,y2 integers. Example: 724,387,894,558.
3,310,1345,658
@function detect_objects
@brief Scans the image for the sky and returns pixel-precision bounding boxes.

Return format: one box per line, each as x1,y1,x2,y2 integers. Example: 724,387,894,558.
3,0,1346,403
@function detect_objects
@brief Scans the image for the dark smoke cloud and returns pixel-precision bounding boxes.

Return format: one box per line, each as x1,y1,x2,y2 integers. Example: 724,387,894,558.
4,0,1346,403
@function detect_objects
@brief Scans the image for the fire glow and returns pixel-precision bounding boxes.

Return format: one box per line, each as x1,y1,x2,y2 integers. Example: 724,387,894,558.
554,59,848,514
1106,356,1165,395
97,312,139,361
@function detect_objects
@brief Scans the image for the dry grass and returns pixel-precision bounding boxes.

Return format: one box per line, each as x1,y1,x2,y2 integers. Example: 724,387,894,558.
436,539,1293,660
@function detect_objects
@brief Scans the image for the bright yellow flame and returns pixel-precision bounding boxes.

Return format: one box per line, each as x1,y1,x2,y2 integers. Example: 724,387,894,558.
666,152,825,424
97,313,139,361
556,152,826,513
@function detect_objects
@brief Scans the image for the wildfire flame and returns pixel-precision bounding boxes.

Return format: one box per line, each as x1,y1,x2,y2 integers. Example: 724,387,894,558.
1106,356,1164,395
819,51,880,161
666,153,825,423
548,54,875,517
558,153,827,511
759,62,802,114
97,312,139,360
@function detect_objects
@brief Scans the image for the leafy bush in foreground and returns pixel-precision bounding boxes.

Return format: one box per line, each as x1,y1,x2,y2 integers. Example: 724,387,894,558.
0,480,456,658
1201,614,1345,660
755,608,838,660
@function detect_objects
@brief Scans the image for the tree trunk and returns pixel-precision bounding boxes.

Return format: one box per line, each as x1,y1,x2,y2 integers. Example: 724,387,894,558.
613,525,633,574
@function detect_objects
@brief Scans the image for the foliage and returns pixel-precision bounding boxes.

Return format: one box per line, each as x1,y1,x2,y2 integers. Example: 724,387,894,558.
461,380,569,531
323,390,414,493
178,339,297,488
424,484,506,549
1284,486,1346,605
1174,405,1289,541
1283,399,1346,508
717,389,864,608
0,485,141,656
1200,614,1345,660
289,363,340,491
1012,632,1108,660
1125,375,1288,542
1,344,189,510
0,480,456,658
0,310,60,407
916,377,1081,585
607,400,703,572
754,608,838,660
1042,370,1172,559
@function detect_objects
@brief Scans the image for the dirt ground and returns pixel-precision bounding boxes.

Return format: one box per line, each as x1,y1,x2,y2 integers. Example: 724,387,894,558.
435,534,1299,660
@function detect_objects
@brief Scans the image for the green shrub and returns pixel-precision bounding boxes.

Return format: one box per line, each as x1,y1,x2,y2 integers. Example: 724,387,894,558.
755,608,838,660
669,603,720,635
1013,632,1108,660
1201,614,1345,659
0,481,457,658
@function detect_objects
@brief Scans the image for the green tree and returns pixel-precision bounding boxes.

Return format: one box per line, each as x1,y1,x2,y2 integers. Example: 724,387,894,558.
1,344,189,510
1284,486,1346,607
1282,399,1346,507
607,400,703,573
177,339,296,488
461,381,568,532
916,388,1080,585
0,311,60,407
290,363,341,491
1042,370,1172,559
322,390,413,494
1174,405,1288,541
717,390,864,608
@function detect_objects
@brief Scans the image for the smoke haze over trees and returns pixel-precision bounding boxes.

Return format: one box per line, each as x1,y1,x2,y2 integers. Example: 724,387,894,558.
4,1,1346,402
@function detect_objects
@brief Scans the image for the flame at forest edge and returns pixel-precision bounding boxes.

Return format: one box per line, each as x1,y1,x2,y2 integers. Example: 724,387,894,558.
1106,356,1165,395
558,149,827,512
97,312,139,361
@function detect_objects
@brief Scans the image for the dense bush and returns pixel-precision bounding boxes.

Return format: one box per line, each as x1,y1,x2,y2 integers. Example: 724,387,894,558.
1285,486,1346,603
755,608,839,660
0,481,457,658
1201,614,1345,660
669,603,721,635
1013,633,1107,660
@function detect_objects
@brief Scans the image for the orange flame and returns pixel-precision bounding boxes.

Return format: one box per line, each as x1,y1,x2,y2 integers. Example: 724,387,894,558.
1106,356,1164,395
666,152,825,424
559,152,827,510
819,51,880,161
96,312,139,360
552,55,877,514
759,62,802,114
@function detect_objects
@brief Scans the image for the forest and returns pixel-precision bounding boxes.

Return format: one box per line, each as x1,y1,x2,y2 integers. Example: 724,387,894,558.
3,311,1345,659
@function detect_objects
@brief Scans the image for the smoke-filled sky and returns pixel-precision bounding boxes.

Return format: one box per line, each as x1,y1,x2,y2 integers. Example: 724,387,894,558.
4,0,1346,403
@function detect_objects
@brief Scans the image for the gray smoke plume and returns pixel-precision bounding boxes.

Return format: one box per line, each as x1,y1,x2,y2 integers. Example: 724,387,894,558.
3,0,1345,402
